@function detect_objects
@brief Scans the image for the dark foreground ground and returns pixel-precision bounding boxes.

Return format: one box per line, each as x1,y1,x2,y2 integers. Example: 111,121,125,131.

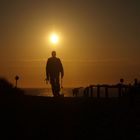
0,95,139,140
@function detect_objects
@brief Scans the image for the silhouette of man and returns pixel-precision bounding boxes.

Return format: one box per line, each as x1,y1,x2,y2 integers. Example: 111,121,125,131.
46,51,64,97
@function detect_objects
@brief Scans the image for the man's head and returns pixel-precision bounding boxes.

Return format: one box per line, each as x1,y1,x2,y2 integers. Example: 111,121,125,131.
52,51,56,57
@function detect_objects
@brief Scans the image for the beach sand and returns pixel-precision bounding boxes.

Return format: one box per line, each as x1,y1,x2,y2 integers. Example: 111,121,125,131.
0,94,138,139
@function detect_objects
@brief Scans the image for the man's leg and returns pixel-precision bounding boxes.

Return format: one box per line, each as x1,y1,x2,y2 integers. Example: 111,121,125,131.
55,77,60,96
50,78,58,97
50,77,61,97
51,85,58,97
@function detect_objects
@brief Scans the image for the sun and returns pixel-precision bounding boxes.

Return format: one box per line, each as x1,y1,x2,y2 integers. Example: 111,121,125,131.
50,33,59,44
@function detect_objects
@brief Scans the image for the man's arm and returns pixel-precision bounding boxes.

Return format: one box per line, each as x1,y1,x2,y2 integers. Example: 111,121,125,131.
59,59,64,78
46,60,50,81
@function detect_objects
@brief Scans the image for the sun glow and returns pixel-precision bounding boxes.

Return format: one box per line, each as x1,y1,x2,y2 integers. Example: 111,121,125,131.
50,33,59,44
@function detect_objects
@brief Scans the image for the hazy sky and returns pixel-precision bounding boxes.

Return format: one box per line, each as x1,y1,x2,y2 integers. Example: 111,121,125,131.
0,0,140,87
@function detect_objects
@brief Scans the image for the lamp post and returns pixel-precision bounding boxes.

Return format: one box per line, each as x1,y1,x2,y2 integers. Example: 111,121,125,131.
15,75,19,88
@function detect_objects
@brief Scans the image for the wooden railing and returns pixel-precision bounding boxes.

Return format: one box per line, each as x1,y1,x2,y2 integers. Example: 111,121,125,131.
72,84,131,98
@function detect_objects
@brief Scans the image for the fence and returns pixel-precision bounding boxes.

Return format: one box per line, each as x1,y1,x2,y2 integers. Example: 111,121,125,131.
72,84,131,98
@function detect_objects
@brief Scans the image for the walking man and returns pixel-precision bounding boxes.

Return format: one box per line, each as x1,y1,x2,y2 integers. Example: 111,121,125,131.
46,51,64,97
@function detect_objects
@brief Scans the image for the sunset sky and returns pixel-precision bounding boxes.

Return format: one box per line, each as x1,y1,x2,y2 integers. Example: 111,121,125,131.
0,0,140,88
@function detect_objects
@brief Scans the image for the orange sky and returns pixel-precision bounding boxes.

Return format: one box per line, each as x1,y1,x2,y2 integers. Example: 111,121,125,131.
0,0,140,87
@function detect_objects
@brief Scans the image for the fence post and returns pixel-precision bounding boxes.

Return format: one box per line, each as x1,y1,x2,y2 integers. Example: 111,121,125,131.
105,85,109,98
118,85,122,98
90,85,93,97
97,85,100,98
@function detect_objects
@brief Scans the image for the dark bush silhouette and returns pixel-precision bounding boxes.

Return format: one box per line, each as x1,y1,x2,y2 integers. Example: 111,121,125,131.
0,77,24,96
